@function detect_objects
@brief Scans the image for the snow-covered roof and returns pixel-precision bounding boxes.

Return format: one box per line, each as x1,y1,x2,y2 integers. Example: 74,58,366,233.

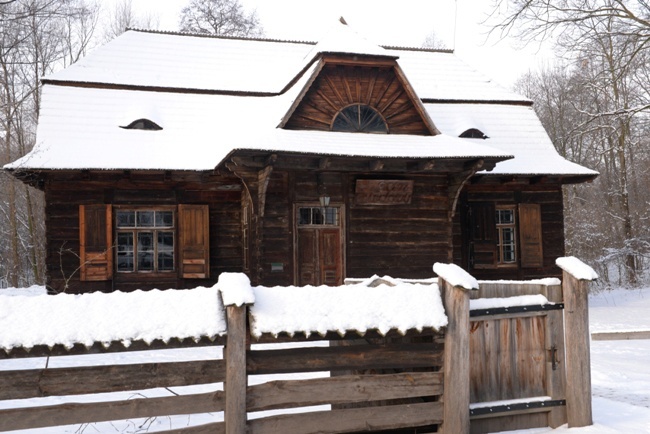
6,85,511,171
426,103,598,177
42,29,521,102
4,26,596,178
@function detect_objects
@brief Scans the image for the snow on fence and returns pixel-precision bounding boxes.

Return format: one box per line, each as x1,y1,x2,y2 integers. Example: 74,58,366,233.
0,259,597,434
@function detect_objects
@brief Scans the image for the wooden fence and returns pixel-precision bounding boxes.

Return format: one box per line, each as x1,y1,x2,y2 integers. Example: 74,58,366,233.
0,264,595,434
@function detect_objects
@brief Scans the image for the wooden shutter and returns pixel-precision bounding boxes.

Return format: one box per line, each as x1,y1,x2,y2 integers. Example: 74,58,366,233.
79,204,113,281
519,203,544,268
468,202,497,269
179,204,210,279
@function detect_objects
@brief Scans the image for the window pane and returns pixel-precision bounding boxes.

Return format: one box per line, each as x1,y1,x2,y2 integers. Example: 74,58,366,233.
137,211,155,227
137,232,154,271
158,232,174,251
117,253,134,272
138,251,154,271
158,252,174,271
324,208,338,225
299,208,311,225
116,232,134,272
311,208,324,225
497,209,514,224
155,211,173,227
138,232,154,251
116,211,135,228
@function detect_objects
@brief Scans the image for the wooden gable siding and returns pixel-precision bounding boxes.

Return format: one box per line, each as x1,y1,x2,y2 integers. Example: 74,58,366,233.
43,171,243,294
283,63,432,135
453,182,565,280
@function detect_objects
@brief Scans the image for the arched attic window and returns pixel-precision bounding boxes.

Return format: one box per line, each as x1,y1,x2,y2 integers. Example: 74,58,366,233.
459,128,487,139
332,104,388,133
120,119,163,131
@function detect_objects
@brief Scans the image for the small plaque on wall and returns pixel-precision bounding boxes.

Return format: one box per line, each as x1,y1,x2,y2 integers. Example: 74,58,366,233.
355,180,414,205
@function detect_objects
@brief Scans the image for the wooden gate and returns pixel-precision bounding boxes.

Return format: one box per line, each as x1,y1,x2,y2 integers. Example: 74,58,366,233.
468,281,567,434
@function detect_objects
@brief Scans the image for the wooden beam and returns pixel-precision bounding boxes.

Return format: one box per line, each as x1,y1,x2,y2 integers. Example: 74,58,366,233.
247,401,441,434
0,360,225,400
247,343,442,375
247,371,443,412
0,392,224,432
319,157,331,169
370,160,384,171
418,160,436,171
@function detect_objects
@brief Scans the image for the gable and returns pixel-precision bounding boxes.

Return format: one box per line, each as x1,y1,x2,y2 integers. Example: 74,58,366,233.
281,57,438,136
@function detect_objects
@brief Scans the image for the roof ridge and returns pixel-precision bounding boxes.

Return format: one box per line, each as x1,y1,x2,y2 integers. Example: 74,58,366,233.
125,27,317,46
125,28,455,54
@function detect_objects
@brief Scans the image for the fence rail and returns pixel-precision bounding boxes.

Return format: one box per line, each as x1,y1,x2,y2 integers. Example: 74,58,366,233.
0,261,596,434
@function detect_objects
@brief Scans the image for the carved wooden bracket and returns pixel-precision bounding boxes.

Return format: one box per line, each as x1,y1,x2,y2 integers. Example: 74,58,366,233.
449,159,484,222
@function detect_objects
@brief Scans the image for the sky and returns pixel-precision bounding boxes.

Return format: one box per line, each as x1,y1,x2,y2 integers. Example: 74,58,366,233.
115,0,554,88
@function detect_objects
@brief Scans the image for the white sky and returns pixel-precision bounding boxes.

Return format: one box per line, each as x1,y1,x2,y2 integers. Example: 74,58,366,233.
117,0,554,88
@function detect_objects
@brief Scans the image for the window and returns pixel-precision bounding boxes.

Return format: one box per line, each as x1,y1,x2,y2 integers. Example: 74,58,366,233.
115,209,175,273
298,206,339,226
496,206,517,264
120,119,162,131
332,104,388,133
467,202,543,270
460,128,487,139
79,204,210,281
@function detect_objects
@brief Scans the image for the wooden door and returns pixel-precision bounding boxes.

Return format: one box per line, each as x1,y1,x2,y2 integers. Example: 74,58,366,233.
296,205,344,286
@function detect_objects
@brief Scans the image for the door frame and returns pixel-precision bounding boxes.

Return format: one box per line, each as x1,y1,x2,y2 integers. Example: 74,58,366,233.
293,202,346,286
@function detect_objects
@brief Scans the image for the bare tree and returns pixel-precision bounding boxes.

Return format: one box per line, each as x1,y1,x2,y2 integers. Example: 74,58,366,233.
422,30,449,50
179,0,263,37
101,0,159,42
492,0,650,286
0,0,100,288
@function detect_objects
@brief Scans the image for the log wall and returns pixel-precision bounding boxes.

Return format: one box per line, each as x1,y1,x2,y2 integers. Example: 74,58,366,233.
256,170,452,285
454,183,565,280
44,171,243,294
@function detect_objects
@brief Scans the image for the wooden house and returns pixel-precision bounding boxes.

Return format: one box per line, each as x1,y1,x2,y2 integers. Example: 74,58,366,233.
4,23,597,294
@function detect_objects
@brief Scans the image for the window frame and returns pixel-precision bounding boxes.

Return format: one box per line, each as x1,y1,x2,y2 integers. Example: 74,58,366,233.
331,103,388,133
114,206,177,275
495,205,518,267
297,206,341,227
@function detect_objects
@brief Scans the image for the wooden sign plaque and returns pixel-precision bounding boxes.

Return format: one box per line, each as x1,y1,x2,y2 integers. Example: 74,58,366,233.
355,180,414,205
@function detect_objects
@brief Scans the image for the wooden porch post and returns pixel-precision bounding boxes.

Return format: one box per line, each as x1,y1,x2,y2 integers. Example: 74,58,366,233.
557,257,597,428
434,263,476,434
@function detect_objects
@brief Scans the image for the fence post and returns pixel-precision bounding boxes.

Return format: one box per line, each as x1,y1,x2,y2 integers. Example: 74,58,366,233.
557,257,597,428
434,263,477,434
225,304,247,434
218,273,255,434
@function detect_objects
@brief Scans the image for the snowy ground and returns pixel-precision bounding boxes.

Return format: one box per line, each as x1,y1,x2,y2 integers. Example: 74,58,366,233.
1,286,650,433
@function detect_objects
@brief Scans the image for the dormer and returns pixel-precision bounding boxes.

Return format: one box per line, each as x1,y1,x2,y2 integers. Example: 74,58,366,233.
279,20,439,136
